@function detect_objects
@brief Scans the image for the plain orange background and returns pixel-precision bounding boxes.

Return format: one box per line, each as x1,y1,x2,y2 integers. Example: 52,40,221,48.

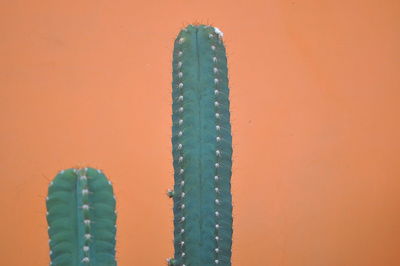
1,1,399,265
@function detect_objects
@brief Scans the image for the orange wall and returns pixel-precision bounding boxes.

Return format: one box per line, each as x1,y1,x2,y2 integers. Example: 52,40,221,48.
1,1,399,265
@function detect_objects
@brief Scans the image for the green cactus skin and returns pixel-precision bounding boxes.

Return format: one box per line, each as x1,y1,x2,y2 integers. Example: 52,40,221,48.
46,167,117,266
169,24,233,266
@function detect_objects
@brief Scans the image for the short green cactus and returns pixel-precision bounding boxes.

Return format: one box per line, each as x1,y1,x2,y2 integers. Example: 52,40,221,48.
169,24,233,266
46,167,117,266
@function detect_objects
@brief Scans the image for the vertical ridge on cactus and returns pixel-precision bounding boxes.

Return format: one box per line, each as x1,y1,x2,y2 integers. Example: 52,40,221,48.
46,167,117,266
170,24,233,266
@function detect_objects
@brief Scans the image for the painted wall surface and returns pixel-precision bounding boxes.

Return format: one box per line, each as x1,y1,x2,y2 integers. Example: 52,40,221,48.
1,1,399,265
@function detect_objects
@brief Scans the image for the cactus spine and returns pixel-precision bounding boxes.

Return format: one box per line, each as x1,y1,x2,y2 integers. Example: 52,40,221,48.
46,167,117,266
170,24,233,266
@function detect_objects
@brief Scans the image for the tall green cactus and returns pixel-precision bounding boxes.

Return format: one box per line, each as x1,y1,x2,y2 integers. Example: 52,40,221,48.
46,167,117,266
169,24,233,266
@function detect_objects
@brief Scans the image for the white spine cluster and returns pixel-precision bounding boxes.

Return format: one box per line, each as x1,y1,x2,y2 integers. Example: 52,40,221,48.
176,37,186,264
210,30,223,265
80,168,91,264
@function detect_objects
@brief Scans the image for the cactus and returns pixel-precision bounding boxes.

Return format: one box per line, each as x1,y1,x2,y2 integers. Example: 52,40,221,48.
46,167,117,266
169,24,233,266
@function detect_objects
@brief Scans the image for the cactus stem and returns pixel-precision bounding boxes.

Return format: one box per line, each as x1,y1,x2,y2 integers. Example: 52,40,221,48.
47,167,117,265
171,24,232,265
